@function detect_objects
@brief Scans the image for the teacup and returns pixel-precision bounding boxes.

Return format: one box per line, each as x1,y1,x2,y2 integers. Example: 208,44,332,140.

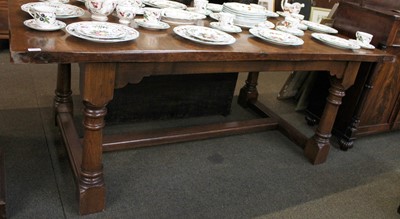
28,4,57,28
116,3,136,24
282,15,299,29
356,31,373,45
143,8,161,25
218,12,235,27
194,0,208,14
85,0,117,21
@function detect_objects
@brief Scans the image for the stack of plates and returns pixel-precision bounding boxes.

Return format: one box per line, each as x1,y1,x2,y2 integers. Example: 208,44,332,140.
143,0,187,9
65,21,140,43
221,2,267,28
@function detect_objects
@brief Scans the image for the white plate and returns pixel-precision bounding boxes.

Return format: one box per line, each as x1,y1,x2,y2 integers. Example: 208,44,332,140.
24,19,66,31
222,2,266,16
209,12,221,21
275,25,304,36
186,7,212,16
143,0,186,9
254,20,275,29
312,33,360,50
173,25,235,45
135,19,170,30
162,8,206,24
207,3,223,12
21,2,85,19
209,22,242,33
66,22,139,43
250,28,304,46
39,0,69,3
75,22,127,39
186,26,232,42
349,39,375,49
302,20,338,34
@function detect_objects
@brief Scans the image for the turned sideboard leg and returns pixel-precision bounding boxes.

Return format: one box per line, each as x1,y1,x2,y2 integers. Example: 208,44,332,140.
238,72,259,107
78,63,116,215
304,77,345,164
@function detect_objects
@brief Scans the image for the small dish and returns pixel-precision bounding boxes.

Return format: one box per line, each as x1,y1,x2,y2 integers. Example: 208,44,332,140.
135,19,170,30
349,39,375,49
209,22,242,33
24,19,66,31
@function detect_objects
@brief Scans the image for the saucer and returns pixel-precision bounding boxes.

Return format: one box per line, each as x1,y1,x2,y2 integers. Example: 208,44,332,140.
23,19,66,31
134,19,170,30
209,22,242,33
349,39,375,49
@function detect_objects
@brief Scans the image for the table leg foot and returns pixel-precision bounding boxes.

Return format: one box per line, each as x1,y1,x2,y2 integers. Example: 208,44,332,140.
78,170,105,215
238,72,259,107
304,134,331,165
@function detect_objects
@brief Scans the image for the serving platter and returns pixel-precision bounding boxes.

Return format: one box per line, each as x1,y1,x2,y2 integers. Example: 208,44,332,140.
311,33,360,50
66,21,139,43
301,20,338,34
249,28,304,46
173,25,236,45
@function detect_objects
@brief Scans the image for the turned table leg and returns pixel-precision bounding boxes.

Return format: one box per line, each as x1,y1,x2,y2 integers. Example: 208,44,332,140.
238,72,259,107
54,64,73,119
78,63,116,215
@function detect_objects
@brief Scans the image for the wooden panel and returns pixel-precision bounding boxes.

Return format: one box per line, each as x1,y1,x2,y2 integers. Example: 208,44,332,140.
0,0,8,39
313,0,340,9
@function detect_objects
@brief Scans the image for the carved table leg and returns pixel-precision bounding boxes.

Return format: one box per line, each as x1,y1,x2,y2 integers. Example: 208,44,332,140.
78,63,116,215
304,77,345,164
54,64,73,121
238,72,259,107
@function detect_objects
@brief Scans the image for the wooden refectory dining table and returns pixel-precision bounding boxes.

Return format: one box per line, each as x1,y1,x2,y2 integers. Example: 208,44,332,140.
8,0,395,215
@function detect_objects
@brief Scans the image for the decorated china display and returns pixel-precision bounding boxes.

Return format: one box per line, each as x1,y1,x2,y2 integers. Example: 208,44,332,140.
207,3,222,12
301,20,338,34
173,25,236,45
209,22,241,33
161,8,206,24
116,2,137,24
143,0,186,9
65,21,139,43
311,33,360,50
134,18,170,30
348,39,375,49
85,0,117,21
249,28,304,46
24,19,66,31
22,2,85,18
143,7,162,24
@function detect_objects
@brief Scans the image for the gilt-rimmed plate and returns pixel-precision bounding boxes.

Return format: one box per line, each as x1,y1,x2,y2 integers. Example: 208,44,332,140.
134,19,170,30
162,8,206,24
275,25,304,36
173,25,235,45
302,20,338,34
66,21,139,43
312,33,360,50
250,28,304,46
74,22,127,39
143,0,187,9
21,2,85,18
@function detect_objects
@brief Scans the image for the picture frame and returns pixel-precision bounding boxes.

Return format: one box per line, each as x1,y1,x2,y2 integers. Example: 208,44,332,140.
310,7,331,23
257,0,275,12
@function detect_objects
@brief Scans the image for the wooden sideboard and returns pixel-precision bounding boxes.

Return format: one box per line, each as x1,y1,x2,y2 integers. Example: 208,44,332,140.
306,1,400,149
0,0,8,39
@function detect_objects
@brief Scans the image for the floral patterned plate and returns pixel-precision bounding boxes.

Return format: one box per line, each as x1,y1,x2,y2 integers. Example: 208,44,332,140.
74,22,127,39
174,25,235,45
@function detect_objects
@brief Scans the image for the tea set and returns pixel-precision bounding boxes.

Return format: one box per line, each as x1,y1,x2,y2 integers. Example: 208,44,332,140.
21,0,376,49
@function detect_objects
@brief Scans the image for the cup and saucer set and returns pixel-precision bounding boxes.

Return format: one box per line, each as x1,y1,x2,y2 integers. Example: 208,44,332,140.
23,4,67,31
348,31,375,49
134,7,170,30
209,12,242,33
